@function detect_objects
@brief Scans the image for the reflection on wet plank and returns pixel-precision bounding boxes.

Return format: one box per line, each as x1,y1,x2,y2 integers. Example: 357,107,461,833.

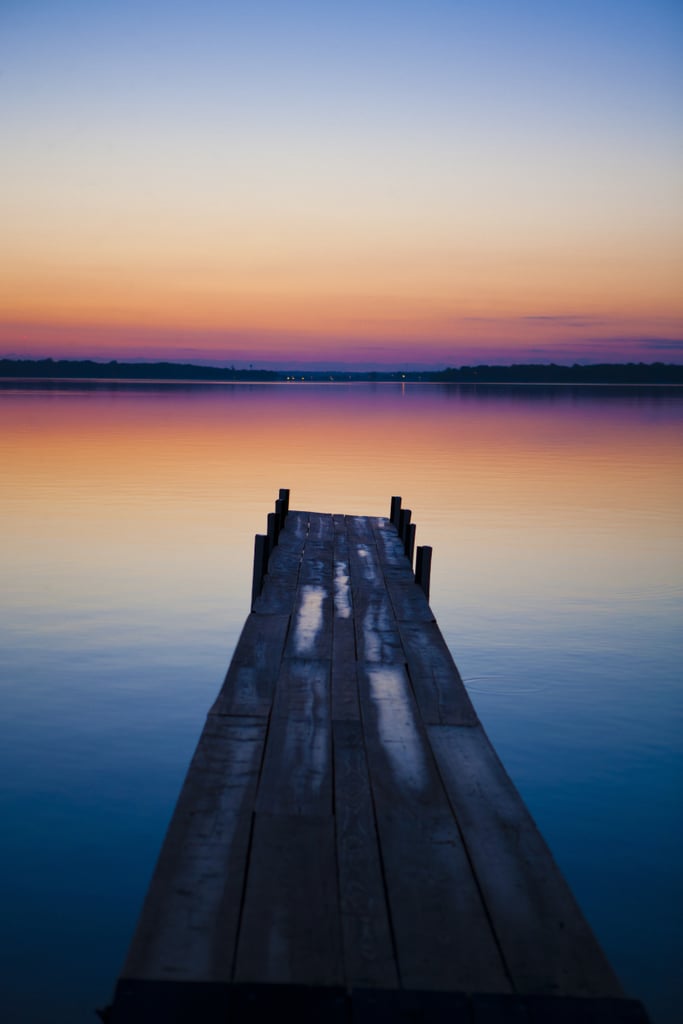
365,665,428,793
292,584,326,656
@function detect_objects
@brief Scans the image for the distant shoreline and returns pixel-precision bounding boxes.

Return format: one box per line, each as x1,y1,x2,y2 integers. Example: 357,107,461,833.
1,358,682,386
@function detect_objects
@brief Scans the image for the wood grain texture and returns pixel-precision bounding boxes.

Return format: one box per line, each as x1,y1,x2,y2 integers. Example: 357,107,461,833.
357,662,510,993
398,618,479,726
307,511,334,544
234,813,343,987
332,615,360,721
122,716,267,982
209,613,290,717
284,580,334,660
428,724,624,997
354,588,405,664
257,657,332,816
333,720,398,989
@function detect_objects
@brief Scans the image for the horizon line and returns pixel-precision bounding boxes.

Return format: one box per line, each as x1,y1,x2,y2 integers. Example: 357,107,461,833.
3,355,683,373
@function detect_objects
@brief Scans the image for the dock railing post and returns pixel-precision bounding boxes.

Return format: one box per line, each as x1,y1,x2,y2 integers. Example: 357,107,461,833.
267,511,279,556
275,498,285,531
251,534,268,607
415,544,432,599
399,507,411,547
406,521,416,567
390,495,402,529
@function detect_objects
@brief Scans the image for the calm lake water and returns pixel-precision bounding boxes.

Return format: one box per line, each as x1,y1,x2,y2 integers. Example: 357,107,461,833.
1,382,681,1023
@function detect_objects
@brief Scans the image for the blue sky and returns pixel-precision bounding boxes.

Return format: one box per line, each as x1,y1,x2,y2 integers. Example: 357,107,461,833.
1,0,681,366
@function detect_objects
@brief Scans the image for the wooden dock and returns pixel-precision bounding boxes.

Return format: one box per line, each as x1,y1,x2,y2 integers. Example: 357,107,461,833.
106,494,649,1022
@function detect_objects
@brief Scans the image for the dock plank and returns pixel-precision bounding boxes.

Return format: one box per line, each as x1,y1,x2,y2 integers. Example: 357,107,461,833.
254,573,299,615
233,813,343,987
209,612,290,717
332,615,360,720
333,720,398,989
348,541,383,590
284,581,334,660
284,509,310,539
354,588,405,664
399,618,479,726
122,715,266,982
256,657,332,816
357,662,510,992
428,724,624,997
384,575,435,623
371,515,410,567
307,510,334,544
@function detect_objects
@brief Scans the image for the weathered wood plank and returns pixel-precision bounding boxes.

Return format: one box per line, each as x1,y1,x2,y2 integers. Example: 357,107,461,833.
284,509,310,540
333,556,353,621
333,522,352,617
271,655,332,723
357,662,510,992
384,576,434,623
332,512,346,534
252,579,297,615
234,813,343,987
307,511,335,544
354,588,405,664
256,658,332,816
346,514,376,541
299,548,335,586
122,716,267,982
332,615,359,720
428,724,624,997
347,534,382,588
271,512,309,560
209,613,290,717
284,581,334,660
372,515,405,556
333,720,398,989
398,618,479,726
266,544,305,575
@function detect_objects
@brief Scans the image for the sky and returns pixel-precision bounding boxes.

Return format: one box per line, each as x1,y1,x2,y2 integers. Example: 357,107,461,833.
1,0,682,369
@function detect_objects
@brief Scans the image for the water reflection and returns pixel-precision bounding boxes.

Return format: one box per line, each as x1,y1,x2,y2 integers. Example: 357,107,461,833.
0,382,681,1023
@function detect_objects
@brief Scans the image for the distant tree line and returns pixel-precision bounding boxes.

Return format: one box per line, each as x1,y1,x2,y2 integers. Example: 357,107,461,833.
1,358,682,385
0,359,279,382
434,363,683,384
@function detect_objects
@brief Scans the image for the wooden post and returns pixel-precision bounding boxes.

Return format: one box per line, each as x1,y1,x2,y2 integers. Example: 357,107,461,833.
275,498,285,532
279,488,290,520
399,507,411,545
251,534,268,607
390,495,402,529
406,521,416,566
267,511,279,553
415,545,424,585
415,544,432,599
